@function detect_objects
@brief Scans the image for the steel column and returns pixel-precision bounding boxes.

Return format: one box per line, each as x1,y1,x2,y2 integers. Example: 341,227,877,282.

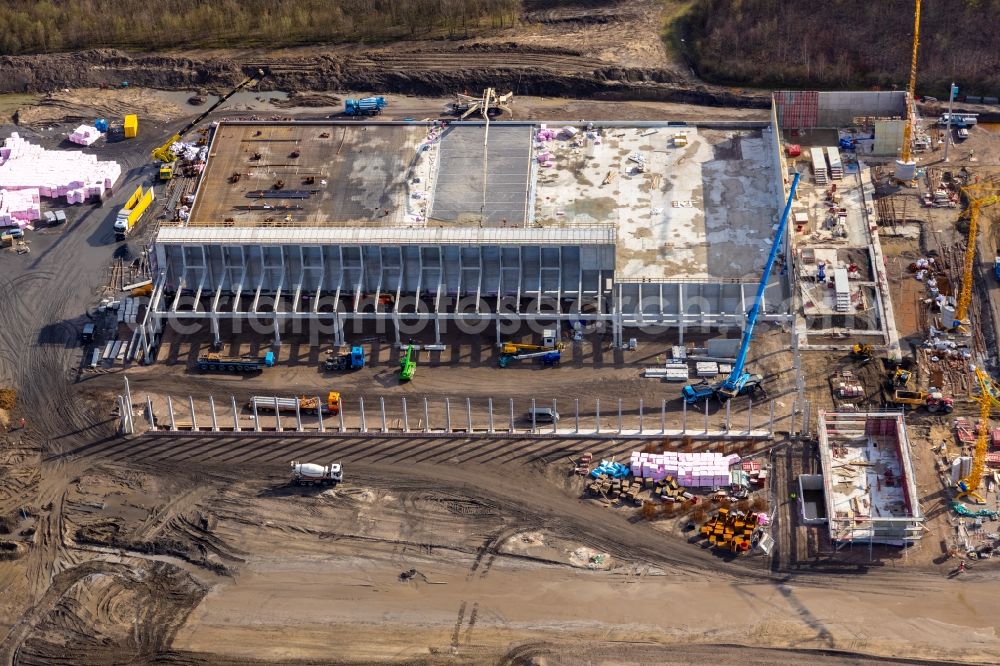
189,395,197,431
232,396,240,432
209,396,218,432
146,395,156,432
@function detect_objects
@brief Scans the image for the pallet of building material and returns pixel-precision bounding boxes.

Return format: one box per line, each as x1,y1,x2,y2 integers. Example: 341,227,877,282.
954,418,976,444
695,362,718,377
663,364,689,382
643,367,668,378
671,345,687,360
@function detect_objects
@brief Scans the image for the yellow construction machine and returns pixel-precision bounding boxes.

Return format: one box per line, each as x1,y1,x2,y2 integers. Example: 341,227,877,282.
958,368,1000,504
851,343,874,359
151,69,265,165
951,183,1000,331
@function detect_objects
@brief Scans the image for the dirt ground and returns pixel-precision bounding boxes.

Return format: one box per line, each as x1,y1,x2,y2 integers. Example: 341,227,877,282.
0,0,772,112
3,88,1000,665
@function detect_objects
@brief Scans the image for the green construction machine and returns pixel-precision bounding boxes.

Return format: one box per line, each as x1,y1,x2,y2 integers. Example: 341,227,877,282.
399,345,416,382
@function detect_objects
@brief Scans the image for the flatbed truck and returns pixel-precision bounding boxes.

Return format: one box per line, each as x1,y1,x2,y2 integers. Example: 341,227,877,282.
196,351,275,373
250,392,341,415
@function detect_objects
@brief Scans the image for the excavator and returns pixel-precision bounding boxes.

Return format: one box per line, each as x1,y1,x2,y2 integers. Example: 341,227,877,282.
150,68,266,165
957,368,1000,504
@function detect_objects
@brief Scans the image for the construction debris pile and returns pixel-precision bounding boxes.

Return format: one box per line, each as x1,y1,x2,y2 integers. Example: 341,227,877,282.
0,133,121,224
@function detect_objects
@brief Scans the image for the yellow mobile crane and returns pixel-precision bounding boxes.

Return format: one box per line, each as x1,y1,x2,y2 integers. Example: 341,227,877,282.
900,0,921,165
958,368,1000,504
952,183,1000,330
151,69,265,166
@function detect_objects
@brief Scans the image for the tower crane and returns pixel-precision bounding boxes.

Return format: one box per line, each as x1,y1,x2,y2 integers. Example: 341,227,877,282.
958,368,1000,504
900,0,921,165
682,172,801,405
952,183,1000,330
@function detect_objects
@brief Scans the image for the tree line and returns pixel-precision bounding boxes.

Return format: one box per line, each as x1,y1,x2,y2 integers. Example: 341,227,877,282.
677,0,1000,95
0,0,521,55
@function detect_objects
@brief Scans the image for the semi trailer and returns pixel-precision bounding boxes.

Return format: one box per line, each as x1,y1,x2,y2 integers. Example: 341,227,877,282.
196,351,275,372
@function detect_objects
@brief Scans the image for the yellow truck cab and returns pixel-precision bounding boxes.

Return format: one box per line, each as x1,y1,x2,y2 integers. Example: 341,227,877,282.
327,391,341,415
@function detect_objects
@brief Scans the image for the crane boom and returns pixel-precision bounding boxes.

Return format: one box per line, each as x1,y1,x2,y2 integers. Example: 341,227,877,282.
900,0,921,164
959,368,1000,504
953,187,1000,328
717,172,800,398
151,69,265,164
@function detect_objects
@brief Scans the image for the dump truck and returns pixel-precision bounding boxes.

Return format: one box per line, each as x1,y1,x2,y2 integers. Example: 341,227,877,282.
250,392,340,415
114,186,155,240
325,346,365,371
290,461,342,486
344,97,387,116
888,389,954,413
196,351,275,372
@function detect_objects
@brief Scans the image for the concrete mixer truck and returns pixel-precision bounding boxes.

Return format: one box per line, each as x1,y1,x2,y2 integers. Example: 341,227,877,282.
290,461,343,486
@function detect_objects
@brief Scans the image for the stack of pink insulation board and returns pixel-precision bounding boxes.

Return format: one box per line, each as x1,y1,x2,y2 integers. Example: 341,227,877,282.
630,450,741,487
0,188,41,225
0,133,121,208
69,125,101,146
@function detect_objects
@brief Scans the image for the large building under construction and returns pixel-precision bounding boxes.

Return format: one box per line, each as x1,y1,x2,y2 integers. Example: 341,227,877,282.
137,117,792,359
135,93,913,360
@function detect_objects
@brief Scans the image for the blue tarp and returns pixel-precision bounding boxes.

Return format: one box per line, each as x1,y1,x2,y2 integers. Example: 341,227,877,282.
590,460,630,479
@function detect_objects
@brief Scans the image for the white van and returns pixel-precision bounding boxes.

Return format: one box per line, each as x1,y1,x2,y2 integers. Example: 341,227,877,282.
526,407,559,423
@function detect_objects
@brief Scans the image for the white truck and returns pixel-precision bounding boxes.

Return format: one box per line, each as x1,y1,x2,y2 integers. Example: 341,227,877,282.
290,461,343,486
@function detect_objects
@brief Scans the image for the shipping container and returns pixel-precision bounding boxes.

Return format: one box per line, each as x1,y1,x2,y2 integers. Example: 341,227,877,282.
123,114,138,138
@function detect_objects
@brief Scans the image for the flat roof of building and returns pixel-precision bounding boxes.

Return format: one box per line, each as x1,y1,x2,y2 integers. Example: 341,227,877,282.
187,122,430,228
181,120,778,281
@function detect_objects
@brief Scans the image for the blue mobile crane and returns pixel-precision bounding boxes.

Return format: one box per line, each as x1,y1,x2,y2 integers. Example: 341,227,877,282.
682,172,801,406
